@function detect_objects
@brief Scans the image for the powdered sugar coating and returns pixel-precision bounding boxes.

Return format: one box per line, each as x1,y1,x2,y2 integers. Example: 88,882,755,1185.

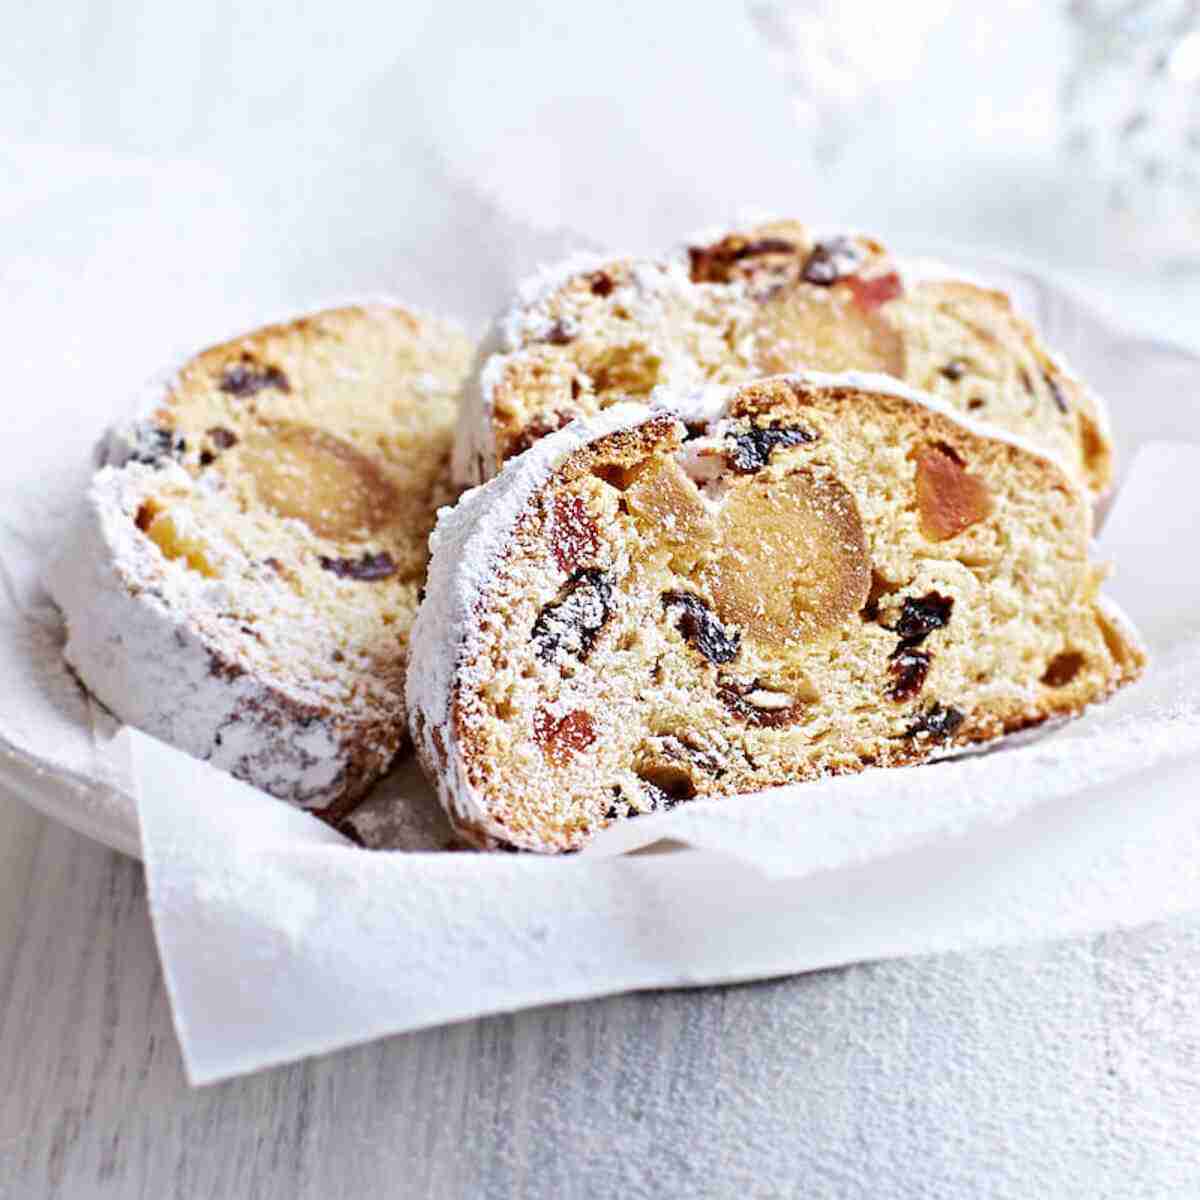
410,402,659,832
45,465,350,806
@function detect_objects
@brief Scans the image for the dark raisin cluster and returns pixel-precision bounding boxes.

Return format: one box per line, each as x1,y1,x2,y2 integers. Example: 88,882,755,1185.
726,422,816,473
318,551,397,580
886,591,955,703
219,359,291,397
800,236,864,285
125,424,187,467
893,592,954,643
661,592,741,664
531,569,613,662
905,703,965,739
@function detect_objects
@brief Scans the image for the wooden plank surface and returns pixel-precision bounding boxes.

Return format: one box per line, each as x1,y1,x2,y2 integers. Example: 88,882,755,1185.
3,786,1199,1199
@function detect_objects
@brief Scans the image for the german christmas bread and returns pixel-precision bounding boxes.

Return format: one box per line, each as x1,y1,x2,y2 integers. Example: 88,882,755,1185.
46,303,473,817
414,373,1143,852
453,220,1113,497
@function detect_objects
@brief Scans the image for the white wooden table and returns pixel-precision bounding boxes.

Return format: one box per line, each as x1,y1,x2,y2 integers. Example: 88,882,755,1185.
4,785,1200,1198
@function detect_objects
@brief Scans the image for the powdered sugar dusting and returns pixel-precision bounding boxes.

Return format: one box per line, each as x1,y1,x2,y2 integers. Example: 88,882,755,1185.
408,402,663,828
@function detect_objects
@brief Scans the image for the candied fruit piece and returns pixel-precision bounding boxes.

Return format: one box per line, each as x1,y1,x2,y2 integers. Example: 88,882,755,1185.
717,675,813,727
845,271,903,312
662,591,741,664
622,456,717,548
703,470,871,648
530,568,613,662
534,707,597,767
914,445,992,541
240,423,399,540
753,283,904,377
138,507,217,578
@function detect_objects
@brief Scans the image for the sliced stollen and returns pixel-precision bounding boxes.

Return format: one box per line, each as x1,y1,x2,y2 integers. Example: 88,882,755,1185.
413,373,1143,853
46,303,473,818
454,219,1113,497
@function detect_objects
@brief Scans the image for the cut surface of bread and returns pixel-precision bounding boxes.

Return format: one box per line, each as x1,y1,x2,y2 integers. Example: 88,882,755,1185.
46,303,473,815
455,220,1112,496
415,374,1143,853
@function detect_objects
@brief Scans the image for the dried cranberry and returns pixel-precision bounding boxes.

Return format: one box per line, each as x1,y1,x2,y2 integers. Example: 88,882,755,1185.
534,707,596,766
800,236,863,285
549,493,599,573
893,592,954,645
726,422,817,473
662,592,741,664
589,272,614,297
318,551,397,580
845,271,903,312
219,360,291,397
531,568,613,661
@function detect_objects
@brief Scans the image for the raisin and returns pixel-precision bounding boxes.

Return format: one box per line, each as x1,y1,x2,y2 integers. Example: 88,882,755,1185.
906,703,964,739
893,591,954,645
208,426,238,449
589,272,614,297
542,320,574,345
1043,370,1070,414
126,424,187,466
530,568,613,661
1041,650,1085,687
939,359,967,381
219,359,291,397
533,707,596,766
199,450,215,467
549,493,599,573
318,551,397,580
662,591,741,664
726,422,817,473
888,647,931,701
800,236,863,285
686,235,796,284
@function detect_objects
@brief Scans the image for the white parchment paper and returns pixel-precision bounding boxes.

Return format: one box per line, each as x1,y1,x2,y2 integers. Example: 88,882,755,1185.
3,131,1200,1084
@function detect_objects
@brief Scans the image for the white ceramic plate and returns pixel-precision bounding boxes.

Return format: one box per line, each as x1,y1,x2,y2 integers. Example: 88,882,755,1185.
3,248,1198,860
